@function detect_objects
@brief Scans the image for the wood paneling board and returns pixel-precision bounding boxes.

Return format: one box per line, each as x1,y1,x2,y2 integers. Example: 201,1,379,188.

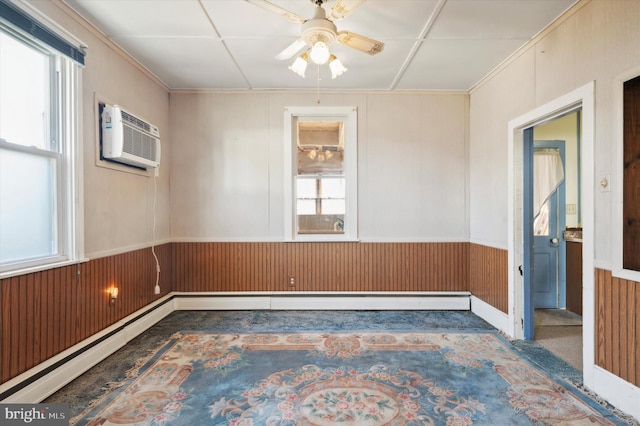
0,244,172,384
469,244,508,313
595,268,640,387
172,242,470,293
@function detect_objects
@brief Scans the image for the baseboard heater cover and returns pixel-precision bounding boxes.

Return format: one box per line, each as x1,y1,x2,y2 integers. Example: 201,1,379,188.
172,292,472,311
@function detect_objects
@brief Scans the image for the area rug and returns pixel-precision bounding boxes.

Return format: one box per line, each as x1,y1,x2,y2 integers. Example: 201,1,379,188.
75,331,623,425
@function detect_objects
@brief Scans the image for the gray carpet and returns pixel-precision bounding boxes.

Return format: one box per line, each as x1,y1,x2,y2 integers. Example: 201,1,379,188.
43,310,637,425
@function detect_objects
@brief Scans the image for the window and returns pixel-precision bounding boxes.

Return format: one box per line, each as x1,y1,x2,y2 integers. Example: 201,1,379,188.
0,3,84,275
623,75,640,272
284,107,357,241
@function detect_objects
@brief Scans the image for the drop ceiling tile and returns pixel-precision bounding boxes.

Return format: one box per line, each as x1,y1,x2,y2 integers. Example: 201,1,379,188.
430,0,577,39
396,38,527,91
65,0,214,37
202,0,302,38
110,36,248,89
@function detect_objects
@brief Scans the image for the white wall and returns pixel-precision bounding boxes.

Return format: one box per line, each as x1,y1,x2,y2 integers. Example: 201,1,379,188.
26,0,171,259
170,91,469,241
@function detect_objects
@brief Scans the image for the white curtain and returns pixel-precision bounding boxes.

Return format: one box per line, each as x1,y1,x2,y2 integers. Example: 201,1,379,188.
533,148,564,219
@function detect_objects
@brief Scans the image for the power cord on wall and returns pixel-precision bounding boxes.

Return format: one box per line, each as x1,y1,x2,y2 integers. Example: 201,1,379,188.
152,168,160,294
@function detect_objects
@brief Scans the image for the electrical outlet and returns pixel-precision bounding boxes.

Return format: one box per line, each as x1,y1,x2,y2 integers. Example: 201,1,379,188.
288,275,295,287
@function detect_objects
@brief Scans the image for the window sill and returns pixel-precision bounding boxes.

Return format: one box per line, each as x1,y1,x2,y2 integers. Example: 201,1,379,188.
0,258,89,280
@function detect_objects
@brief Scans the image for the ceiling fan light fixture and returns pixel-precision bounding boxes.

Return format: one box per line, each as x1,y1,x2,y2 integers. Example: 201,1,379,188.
309,41,331,64
289,52,308,77
329,54,347,79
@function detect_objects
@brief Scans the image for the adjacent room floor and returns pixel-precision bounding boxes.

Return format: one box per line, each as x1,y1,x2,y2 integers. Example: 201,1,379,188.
535,308,583,371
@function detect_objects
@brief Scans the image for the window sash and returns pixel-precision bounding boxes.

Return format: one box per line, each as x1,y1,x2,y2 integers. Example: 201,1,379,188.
0,17,82,277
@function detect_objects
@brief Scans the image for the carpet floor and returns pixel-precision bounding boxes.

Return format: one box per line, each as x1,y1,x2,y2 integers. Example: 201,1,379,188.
44,310,637,425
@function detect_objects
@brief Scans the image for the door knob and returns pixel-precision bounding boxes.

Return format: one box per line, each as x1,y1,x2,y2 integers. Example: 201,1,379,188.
550,237,559,246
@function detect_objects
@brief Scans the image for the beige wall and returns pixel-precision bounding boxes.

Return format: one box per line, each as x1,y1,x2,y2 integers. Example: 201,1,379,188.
27,0,171,258
169,91,469,241
469,0,640,265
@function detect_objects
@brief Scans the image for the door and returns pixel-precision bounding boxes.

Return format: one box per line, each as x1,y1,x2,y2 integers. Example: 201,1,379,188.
532,141,566,309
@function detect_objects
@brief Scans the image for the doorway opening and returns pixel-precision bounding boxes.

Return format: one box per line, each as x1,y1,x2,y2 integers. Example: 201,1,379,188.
527,113,583,371
507,81,595,387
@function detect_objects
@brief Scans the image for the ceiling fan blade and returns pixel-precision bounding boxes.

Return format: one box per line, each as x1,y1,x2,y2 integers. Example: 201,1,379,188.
275,39,308,60
244,0,305,23
337,31,384,55
329,0,368,20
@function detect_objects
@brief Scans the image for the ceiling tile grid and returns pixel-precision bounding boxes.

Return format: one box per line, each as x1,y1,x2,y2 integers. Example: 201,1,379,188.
62,0,577,91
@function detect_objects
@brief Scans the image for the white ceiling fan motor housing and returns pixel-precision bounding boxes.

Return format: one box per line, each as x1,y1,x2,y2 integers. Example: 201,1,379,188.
301,6,337,46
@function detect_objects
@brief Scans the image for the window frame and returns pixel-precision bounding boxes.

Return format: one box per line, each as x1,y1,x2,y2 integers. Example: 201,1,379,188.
613,67,640,282
284,106,358,242
0,12,84,277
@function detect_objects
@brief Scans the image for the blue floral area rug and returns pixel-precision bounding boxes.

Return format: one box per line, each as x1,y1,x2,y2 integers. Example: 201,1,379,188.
77,331,623,425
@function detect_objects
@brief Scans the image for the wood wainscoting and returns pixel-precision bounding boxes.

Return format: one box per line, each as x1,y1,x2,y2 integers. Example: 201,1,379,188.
1,241,516,389
595,268,640,388
469,244,508,314
172,242,469,293
0,244,172,385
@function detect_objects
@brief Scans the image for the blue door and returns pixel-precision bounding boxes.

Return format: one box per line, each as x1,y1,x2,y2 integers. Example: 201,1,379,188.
532,141,566,309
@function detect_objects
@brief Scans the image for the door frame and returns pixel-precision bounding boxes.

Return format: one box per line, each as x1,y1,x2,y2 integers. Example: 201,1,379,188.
507,82,595,386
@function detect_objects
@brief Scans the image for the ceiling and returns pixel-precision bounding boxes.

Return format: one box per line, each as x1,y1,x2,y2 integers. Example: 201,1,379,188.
61,0,577,91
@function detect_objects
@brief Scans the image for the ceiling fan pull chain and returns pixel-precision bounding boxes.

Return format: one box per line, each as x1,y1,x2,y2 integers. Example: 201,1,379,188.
316,63,321,104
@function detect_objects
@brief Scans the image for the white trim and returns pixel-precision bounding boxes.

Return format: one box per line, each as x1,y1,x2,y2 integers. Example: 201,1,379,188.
0,258,89,280
468,238,508,251
174,296,272,311
470,295,509,333
592,365,640,421
284,106,358,242
86,238,172,260
173,292,471,311
612,65,640,282
0,295,174,403
507,82,595,385
170,237,470,243
270,295,469,310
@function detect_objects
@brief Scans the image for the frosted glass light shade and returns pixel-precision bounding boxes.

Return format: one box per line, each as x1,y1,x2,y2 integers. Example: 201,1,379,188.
309,42,330,64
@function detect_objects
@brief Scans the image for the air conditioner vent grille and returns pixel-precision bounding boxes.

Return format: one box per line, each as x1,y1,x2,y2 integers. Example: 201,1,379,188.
121,110,151,133
123,125,158,162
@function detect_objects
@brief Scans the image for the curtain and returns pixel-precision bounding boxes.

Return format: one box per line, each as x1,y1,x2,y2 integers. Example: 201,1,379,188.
533,148,564,219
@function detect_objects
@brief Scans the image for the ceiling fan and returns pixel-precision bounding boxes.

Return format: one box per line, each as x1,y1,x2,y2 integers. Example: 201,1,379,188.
245,0,384,78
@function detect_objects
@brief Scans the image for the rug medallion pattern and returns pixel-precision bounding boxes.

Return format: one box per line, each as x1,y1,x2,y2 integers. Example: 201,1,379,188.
79,332,620,425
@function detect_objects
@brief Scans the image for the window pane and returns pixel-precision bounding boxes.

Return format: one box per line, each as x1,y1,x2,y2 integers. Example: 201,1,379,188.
320,178,345,199
297,147,344,174
0,33,51,150
0,148,57,263
296,178,317,199
533,199,549,236
322,199,345,215
296,200,316,215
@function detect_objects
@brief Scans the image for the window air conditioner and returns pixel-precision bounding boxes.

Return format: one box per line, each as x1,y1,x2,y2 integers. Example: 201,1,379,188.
101,104,161,169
